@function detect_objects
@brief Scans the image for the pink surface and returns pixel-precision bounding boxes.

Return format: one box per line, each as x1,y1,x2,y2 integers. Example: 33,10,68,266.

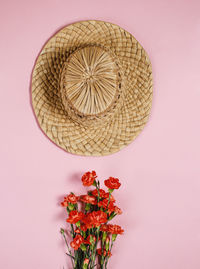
0,0,200,268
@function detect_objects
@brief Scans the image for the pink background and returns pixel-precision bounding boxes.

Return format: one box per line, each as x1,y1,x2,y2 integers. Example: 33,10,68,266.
0,0,200,268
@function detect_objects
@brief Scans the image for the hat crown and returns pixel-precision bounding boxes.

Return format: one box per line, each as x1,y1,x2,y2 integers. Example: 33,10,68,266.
60,46,121,117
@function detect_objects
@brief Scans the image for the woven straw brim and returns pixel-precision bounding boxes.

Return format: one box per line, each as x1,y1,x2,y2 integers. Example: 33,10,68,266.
31,20,153,156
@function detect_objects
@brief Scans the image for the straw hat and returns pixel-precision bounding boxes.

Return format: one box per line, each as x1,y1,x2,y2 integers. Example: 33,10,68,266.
31,20,153,156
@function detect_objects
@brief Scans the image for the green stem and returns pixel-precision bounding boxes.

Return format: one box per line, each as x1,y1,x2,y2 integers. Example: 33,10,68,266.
74,250,78,268
104,192,112,221
100,235,105,268
105,257,108,269
61,232,74,268
66,253,75,259
91,226,100,268
90,245,95,268
96,180,100,208
105,239,114,268
71,224,75,238
100,255,105,269
107,193,111,208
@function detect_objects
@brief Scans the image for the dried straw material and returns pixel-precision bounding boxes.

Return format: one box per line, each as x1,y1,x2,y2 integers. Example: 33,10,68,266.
31,20,153,156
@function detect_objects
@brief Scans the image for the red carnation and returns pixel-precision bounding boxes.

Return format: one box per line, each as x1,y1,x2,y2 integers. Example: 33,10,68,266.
60,171,123,268
66,210,84,224
70,234,84,250
114,206,122,215
64,193,79,204
81,171,97,186
60,200,68,207
79,195,97,205
98,199,114,208
98,199,116,214
91,188,106,198
80,223,88,232
107,224,124,235
100,224,109,232
104,192,116,202
104,177,121,190
83,211,107,228
86,234,96,245
74,228,81,234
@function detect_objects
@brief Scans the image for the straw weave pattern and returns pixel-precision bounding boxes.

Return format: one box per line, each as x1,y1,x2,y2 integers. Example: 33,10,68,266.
32,20,153,156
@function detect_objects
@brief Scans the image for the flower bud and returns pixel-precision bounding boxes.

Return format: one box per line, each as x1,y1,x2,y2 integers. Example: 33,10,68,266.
108,212,115,221
68,203,74,211
105,236,110,251
102,231,107,243
106,236,110,244
92,180,97,187
89,235,96,245
85,203,91,211
74,228,80,234
80,244,87,251
61,201,68,207
84,258,89,265
83,258,89,269
60,228,64,234
76,221,80,228
112,234,118,242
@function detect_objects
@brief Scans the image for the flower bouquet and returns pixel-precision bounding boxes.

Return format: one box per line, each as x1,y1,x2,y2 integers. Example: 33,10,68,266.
60,171,124,269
